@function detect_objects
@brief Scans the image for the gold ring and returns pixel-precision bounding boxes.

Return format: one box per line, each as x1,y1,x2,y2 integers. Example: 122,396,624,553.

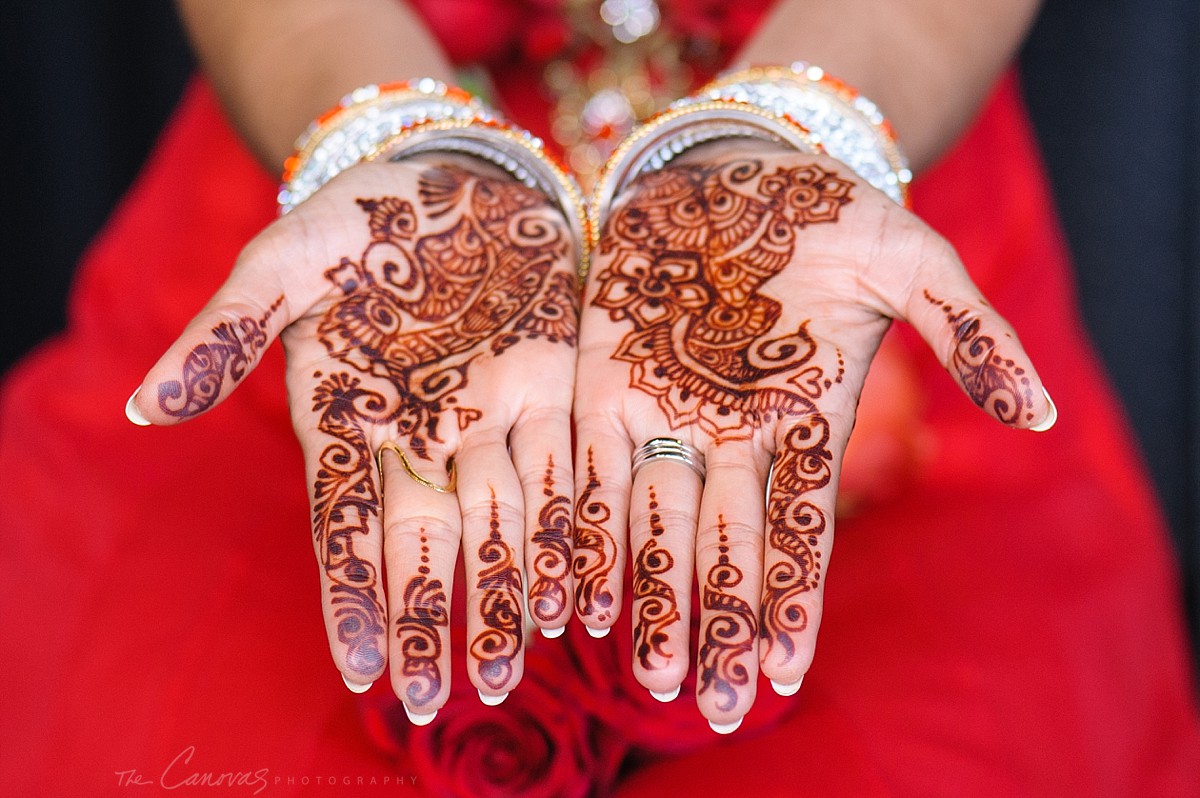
376,442,457,494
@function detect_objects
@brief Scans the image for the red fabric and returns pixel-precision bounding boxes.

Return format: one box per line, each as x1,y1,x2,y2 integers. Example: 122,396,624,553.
1,22,1198,798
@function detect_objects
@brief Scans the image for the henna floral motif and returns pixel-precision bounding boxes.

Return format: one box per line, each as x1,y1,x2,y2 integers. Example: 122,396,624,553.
573,447,618,622
529,456,572,624
698,517,757,711
158,296,284,417
470,489,524,690
760,416,832,661
593,159,852,441
395,533,447,707
924,291,1035,424
632,487,679,670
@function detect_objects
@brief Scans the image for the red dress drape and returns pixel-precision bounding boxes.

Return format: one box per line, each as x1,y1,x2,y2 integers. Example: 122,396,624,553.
1,5,1198,796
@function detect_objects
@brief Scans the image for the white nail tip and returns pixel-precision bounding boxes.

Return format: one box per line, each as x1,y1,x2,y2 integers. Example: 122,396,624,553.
649,686,680,702
125,389,151,426
341,674,373,693
403,705,438,726
541,625,566,639
709,717,744,735
1031,388,1058,432
478,689,509,706
585,626,610,639
770,677,804,696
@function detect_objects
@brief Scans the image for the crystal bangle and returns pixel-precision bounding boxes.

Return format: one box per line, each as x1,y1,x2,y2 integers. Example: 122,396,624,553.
698,63,912,206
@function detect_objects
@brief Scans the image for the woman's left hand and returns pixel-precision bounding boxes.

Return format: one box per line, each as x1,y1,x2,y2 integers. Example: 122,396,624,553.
571,141,1055,729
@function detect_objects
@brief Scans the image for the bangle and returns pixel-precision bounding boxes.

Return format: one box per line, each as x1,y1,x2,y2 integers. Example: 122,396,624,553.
278,79,495,213
588,97,822,276
364,117,590,281
697,63,911,206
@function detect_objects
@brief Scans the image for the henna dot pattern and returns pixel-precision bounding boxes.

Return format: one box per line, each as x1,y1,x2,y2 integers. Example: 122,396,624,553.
633,486,680,670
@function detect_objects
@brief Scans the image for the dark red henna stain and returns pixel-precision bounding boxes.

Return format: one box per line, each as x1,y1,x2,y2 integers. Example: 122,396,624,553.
924,291,1035,423
632,487,679,669
593,160,851,441
529,455,572,624
698,517,757,712
470,489,524,690
760,416,832,662
572,447,617,622
158,296,284,418
395,532,447,707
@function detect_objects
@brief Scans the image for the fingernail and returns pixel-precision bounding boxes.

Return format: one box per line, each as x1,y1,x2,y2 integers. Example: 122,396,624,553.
770,676,804,696
541,625,566,639
1030,388,1057,432
125,388,151,426
585,625,610,639
403,704,438,726
709,717,744,735
649,685,680,703
342,674,373,694
478,689,508,706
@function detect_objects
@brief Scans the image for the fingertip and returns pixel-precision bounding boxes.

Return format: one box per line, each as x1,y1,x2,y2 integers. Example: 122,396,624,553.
709,716,744,735
770,676,804,696
342,674,374,694
125,388,152,427
585,624,611,639
403,704,438,726
649,685,680,702
478,689,509,706
1030,387,1057,433
540,625,566,639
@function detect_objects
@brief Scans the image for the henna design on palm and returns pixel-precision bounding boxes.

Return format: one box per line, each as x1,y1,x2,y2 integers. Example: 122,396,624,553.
573,447,618,622
924,291,1036,424
395,533,447,707
529,455,572,624
470,489,524,690
633,487,679,670
698,517,758,712
158,296,284,418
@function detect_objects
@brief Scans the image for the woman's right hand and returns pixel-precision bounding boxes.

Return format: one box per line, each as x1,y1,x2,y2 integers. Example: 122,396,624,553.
128,156,580,719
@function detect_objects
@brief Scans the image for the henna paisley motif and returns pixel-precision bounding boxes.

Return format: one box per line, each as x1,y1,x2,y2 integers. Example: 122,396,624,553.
632,487,679,670
395,533,447,707
924,291,1035,424
572,447,617,622
698,518,757,712
594,160,852,441
529,456,572,624
470,490,524,690
158,296,284,418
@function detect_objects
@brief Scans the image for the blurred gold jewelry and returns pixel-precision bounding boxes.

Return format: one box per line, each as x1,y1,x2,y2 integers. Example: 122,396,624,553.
376,442,457,494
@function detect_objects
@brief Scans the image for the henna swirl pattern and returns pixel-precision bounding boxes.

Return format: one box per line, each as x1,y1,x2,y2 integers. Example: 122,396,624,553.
529,456,572,624
158,296,284,418
395,533,447,707
470,490,524,690
925,291,1035,424
632,487,679,670
698,518,757,712
572,447,618,622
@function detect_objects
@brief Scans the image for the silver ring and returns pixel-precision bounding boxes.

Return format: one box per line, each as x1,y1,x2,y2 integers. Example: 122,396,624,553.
631,437,706,481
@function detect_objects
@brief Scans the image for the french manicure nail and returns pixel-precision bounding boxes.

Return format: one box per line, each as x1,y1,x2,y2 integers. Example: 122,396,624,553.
649,685,680,703
585,625,610,639
770,676,804,696
709,717,744,735
478,689,508,706
1030,388,1057,432
342,674,373,694
541,625,566,639
403,704,437,726
125,388,151,427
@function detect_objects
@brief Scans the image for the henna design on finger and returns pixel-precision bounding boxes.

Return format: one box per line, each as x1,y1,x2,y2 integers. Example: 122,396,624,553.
924,291,1035,424
633,487,679,669
470,489,524,690
311,373,390,676
698,517,757,712
572,447,617,622
760,415,832,661
158,296,284,418
529,456,572,624
593,160,851,441
395,533,448,707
